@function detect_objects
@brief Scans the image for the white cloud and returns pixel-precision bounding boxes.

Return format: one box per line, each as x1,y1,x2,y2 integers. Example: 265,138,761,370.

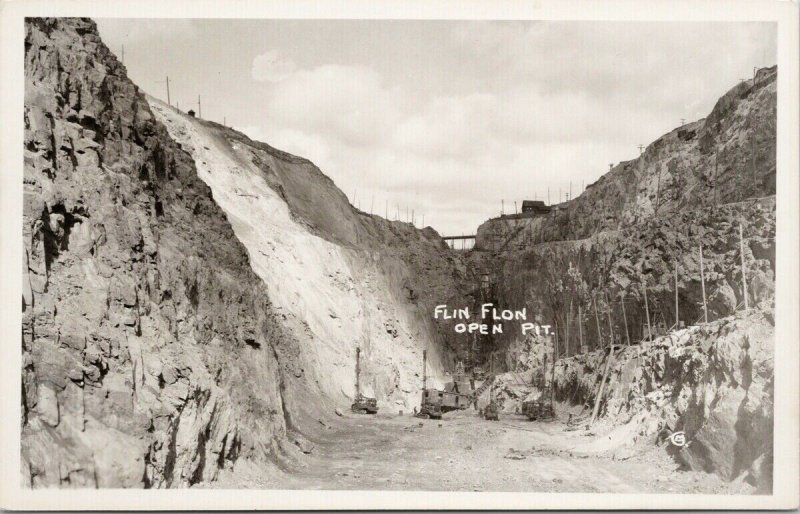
96,18,199,45
251,50,297,83
260,64,406,148
239,21,776,235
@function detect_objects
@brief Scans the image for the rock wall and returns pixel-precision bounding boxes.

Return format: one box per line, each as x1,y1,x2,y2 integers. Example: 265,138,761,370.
21,17,473,488
468,197,775,362
22,18,292,487
551,306,774,492
148,100,472,412
476,66,776,250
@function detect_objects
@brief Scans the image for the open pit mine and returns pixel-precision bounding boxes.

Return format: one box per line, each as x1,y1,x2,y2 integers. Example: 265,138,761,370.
21,17,775,494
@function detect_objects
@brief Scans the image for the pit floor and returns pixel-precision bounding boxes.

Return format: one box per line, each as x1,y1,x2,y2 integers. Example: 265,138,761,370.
213,409,755,494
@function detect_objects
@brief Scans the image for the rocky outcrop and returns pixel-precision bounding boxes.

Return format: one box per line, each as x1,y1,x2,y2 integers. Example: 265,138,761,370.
21,17,473,488
550,306,774,492
468,197,775,361
22,18,291,487
476,66,776,250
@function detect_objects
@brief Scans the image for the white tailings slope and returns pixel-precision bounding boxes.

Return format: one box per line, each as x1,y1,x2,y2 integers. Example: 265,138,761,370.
150,99,450,412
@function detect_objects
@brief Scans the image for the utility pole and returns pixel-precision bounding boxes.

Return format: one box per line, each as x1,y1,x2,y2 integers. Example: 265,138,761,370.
714,150,719,205
592,293,602,349
674,261,680,328
605,292,615,346
751,136,757,194
621,293,630,347
590,343,614,427
740,223,749,309
422,349,427,391
654,168,662,216
547,187,550,205
578,303,584,352
385,200,388,219
569,181,572,201
638,144,644,155
566,299,572,357
501,199,504,215
551,323,558,408
643,278,652,341
700,245,708,323
156,76,171,106
355,347,361,397
680,118,686,126
514,201,517,215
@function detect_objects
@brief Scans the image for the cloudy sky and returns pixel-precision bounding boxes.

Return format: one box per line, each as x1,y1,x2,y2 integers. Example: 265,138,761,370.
96,19,775,236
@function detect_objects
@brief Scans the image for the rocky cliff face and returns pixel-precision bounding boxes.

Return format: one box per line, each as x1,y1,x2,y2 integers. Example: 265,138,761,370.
476,66,776,250
148,100,472,411
21,17,472,488
490,306,774,492
554,306,774,492
469,197,775,361
22,18,294,487
472,69,776,490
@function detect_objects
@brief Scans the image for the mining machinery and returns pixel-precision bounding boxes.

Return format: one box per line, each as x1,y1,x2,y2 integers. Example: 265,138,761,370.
350,347,378,414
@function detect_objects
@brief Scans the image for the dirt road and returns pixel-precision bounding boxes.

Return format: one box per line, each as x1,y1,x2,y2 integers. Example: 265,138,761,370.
214,409,751,494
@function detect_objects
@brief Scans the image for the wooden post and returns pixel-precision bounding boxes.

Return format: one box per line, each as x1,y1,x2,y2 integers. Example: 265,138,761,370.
592,293,602,349
578,303,584,352
643,279,652,341
740,223,749,309
700,245,708,323
751,136,757,194
566,299,573,357
355,347,361,396
589,345,614,427
165,76,170,106
621,293,631,347
551,321,558,408
674,261,679,328
714,151,719,206
654,168,662,216
422,349,427,391
605,292,615,346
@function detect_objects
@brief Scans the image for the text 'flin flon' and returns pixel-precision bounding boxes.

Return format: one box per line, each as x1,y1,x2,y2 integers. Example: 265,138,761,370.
434,303,551,335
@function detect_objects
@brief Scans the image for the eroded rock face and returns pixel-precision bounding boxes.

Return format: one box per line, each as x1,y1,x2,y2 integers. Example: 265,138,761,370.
551,307,774,492
22,18,290,488
147,99,473,411
468,198,775,358
476,66,776,250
